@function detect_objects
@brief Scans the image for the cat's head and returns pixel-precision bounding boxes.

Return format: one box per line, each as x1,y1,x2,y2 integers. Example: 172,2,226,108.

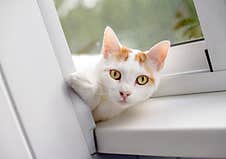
98,26,170,107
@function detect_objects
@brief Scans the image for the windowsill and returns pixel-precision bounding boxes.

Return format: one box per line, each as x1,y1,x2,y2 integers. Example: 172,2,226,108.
95,91,226,158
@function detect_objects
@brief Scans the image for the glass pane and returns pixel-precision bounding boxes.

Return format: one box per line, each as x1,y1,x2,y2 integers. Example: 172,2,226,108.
54,0,203,55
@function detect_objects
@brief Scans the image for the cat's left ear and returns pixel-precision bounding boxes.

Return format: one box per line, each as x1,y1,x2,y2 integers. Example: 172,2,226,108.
146,40,170,71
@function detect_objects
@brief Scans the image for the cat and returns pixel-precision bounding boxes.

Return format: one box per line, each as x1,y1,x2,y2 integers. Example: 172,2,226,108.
67,26,170,122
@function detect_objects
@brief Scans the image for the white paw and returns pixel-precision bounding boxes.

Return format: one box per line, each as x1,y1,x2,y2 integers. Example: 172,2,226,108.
66,72,92,88
65,72,80,86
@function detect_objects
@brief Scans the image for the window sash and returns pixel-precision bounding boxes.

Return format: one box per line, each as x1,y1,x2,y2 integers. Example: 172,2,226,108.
36,0,226,157
41,0,226,97
194,0,226,71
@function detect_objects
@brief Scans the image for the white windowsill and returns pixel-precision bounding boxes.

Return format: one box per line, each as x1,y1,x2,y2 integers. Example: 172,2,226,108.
95,91,226,158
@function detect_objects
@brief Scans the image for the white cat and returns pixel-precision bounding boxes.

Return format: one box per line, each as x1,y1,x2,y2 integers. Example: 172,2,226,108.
67,26,170,122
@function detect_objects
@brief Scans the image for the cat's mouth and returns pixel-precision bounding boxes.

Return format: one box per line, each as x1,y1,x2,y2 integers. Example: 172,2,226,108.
118,99,127,104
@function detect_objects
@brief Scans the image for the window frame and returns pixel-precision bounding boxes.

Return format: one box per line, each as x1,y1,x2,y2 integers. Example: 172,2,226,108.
162,38,208,76
36,0,96,154
0,65,32,159
36,0,226,157
0,0,92,158
50,0,226,97
194,0,226,72
153,0,226,97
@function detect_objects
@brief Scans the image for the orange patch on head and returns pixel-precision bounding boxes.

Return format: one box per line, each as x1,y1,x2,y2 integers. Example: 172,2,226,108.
135,52,155,84
149,76,155,84
135,52,147,64
116,46,131,61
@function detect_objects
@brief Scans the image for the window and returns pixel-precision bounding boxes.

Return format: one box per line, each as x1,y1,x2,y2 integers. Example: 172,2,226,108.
31,0,226,98
49,0,226,97
34,0,226,157
54,0,203,55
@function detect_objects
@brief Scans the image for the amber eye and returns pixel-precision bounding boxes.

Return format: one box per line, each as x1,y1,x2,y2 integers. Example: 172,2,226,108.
109,69,121,80
136,75,149,85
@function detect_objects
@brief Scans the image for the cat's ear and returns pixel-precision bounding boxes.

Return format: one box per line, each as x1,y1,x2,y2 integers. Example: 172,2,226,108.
101,26,121,58
146,40,170,71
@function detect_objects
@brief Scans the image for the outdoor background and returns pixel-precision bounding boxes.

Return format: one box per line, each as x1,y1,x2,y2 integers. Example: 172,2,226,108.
54,0,203,55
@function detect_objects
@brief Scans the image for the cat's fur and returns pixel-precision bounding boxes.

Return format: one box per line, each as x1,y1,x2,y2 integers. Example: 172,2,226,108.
67,26,170,122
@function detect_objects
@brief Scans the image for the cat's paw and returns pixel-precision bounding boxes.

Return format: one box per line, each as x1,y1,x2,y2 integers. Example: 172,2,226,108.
65,72,82,86
66,72,93,89
65,72,101,109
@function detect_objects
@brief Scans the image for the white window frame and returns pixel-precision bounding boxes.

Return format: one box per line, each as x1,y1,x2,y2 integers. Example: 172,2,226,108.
0,65,32,159
194,0,226,72
153,0,226,97
35,0,226,158
35,0,96,154
0,0,93,158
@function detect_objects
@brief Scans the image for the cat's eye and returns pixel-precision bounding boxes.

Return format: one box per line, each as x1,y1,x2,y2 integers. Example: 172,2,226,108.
109,69,121,80
136,75,149,85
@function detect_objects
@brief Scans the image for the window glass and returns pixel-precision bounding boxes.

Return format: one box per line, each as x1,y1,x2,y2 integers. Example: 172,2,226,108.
54,0,203,55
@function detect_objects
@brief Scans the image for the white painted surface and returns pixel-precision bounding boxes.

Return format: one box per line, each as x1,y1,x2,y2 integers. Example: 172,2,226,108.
194,0,226,71
162,40,209,75
0,0,91,158
96,91,226,158
36,0,96,153
154,70,226,97
0,70,32,159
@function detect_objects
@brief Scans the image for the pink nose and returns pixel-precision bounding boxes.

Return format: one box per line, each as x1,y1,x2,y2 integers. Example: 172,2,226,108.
119,91,131,98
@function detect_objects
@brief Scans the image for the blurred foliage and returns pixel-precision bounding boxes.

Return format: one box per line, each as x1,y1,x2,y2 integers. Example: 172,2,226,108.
174,0,202,38
54,0,203,54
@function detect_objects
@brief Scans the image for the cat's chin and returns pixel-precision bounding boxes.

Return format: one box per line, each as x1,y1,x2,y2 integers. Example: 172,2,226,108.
117,100,134,107
118,100,128,105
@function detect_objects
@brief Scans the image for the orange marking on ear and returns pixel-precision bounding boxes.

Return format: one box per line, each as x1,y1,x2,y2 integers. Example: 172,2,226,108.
116,46,131,61
135,52,147,64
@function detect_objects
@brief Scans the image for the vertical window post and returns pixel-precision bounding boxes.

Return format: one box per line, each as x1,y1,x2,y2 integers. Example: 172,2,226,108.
194,0,226,71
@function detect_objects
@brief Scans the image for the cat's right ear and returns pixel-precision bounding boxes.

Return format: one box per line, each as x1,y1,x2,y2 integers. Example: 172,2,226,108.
101,26,121,59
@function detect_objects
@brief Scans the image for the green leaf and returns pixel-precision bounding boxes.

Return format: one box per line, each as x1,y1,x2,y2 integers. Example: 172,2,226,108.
174,18,195,30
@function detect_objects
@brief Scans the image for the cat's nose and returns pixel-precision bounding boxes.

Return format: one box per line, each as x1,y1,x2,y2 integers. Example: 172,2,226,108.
119,91,131,98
